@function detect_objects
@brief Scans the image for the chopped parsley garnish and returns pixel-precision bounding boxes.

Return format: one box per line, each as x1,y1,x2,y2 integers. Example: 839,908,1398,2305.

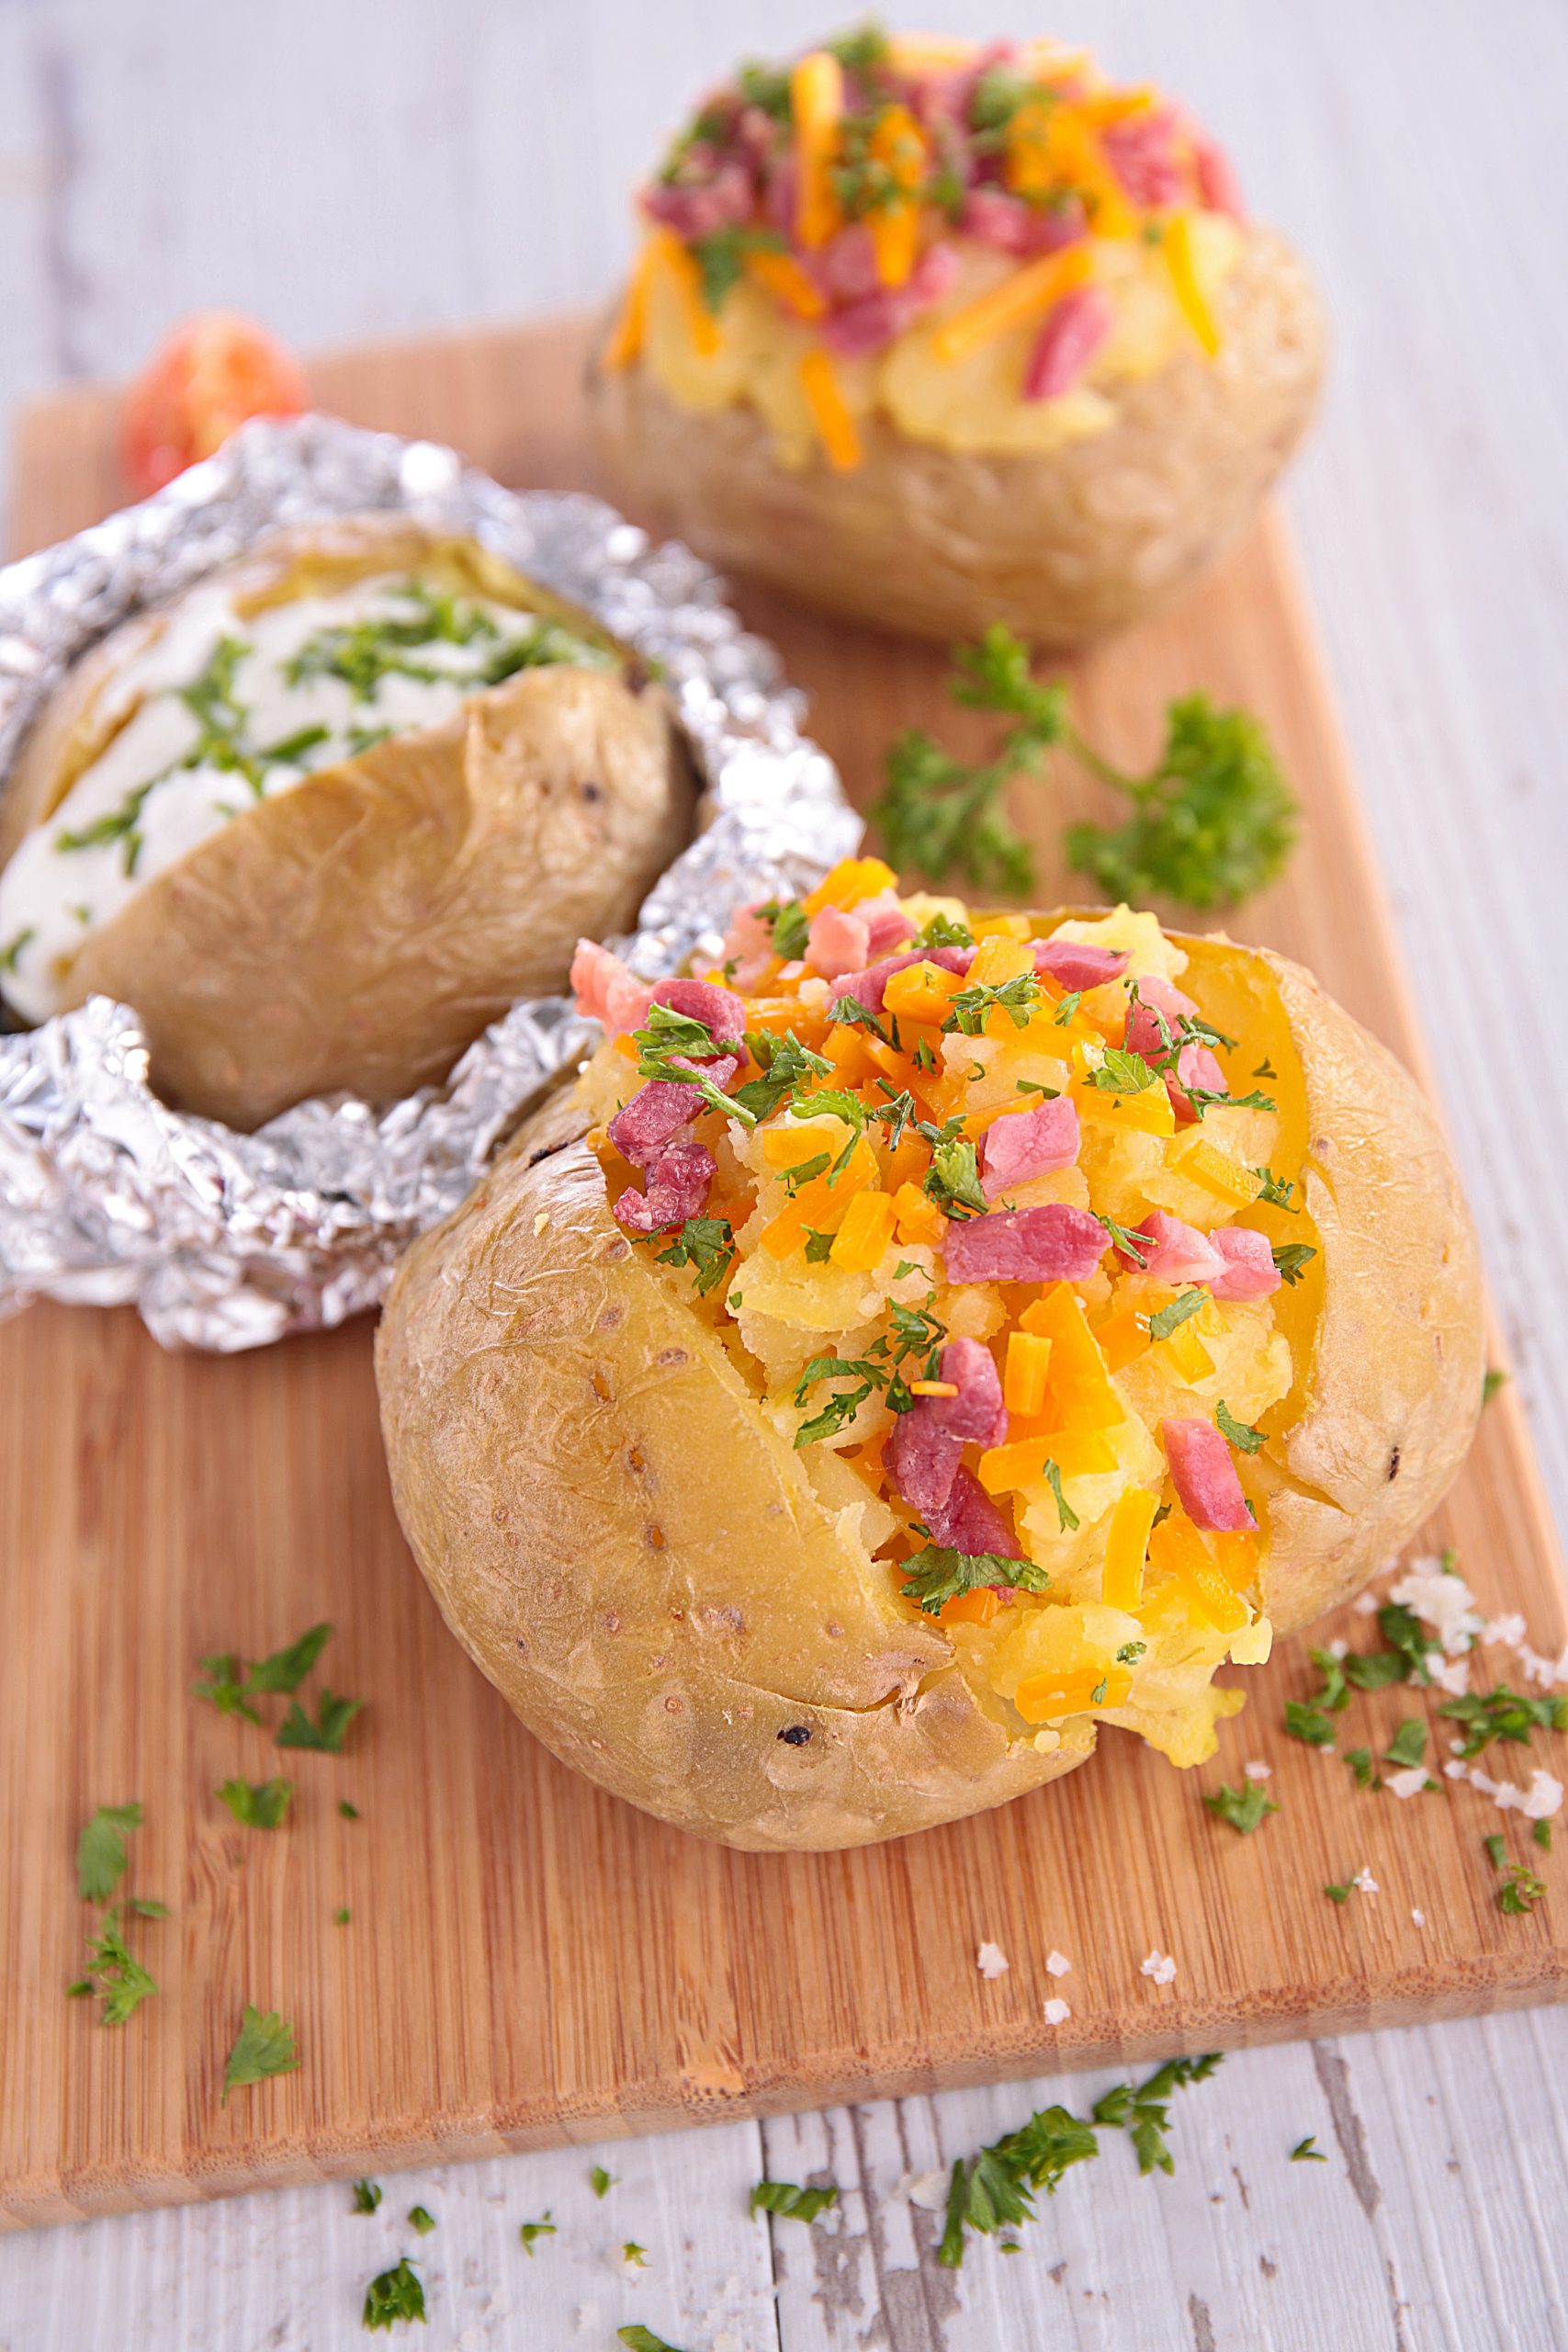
590,2165,616,2199
1383,1720,1428,1770
1483,1832,1507,1871
518,2213,556,2256
363,2256,425,2330
900,1545,1046,1614
1340,1646,1412,1694
1482,1367,1507,1408
0,924,35,974
1116,1641,1147,1665
1324,1882,1354,1905
76,1801,144,1903
216,1777,295,1829
335,1905,352,1926
756,898,810,960
222,2004,299,2100
277,1689,364,1753
688,221,786,310
749,2179,840,2222
1147,1288,1207,1342
1283,1702,1337,1749
1344,1747,1380,1790
923,1134,987,1216
919,912,975,950
68,1905,161,2025
1215,1400,1266,1453
655,1216,736,1296
804,1228,836,1262
193,1623,333,1721
1253,1166,1299,1211
621,2240,649,2268
1438,1684,1567,1758
408,2205,436,2235
1271,1243,1317,1286
944,973,1038,1035
1043,1459,1079,1533
1290,2136,1328,2163
632,1004,758,1128
618,2331,686,2352
1203,1781,1279,1835
352,2178,383,2214
1536,1819,1553,1852
1088,1047,1159,1096
339,1799,361,1820
1499,1865,1548,1916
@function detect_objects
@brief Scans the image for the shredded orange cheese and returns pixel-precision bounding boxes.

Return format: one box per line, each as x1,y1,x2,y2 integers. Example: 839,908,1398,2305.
791,51,844,249
931,243,1096,366
797,347,863,470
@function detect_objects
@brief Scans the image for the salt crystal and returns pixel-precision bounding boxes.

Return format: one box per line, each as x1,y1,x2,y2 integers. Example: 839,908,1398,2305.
1388,1555,1483,1655
1431,1656,1472,1697
1352,1591,1382,1616
1482,1612,1529,1648
1046,1950,1072,1977
976,1941,1010,1979
1387,1766,1429,1801
1352,1867,1379,1896
1244,1760,1272,1781
1043,1997,1071,2026
905,2171,950,2212
1411,1909,1427,1928
1140,1950,1178,1984
1326,1637,1348,1660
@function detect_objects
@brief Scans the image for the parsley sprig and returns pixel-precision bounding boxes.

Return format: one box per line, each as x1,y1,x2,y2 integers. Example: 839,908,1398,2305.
900,1544,1046,1615
871,625,1296,910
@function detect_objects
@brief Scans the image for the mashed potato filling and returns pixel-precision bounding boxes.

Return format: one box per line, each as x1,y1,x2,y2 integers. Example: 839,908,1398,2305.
578,864,1322,1770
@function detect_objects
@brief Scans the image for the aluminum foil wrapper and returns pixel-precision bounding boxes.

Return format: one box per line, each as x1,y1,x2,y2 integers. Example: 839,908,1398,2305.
0,414,862,1351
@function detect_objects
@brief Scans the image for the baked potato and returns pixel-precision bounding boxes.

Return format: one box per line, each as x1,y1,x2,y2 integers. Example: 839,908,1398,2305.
0,515,694,1129
588,28,1325,647
376,869,1483,1849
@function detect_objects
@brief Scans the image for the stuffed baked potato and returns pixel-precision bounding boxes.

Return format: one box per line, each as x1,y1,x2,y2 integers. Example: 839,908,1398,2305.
589,28,1325,647
377,867,1483,1849
0,515,694,1129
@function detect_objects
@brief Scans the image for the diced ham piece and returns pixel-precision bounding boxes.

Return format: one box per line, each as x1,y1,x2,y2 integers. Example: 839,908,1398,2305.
1034,938,1131,992
1101,107,1185,208
806,903,872,980
830,942,975,1012
1162,1417,1254,1534
606,1057,740,1170
1192,132,1247,221
981,1097,1080,1199
1208,1227,1281,1302
719,900,778,993
811,222,884,302
924,1466,1023,1560
819,243,962,358
888,1401,965,1517
1169,1040,1227,1124
649,975,748,1046
943,1203,1110,1285
857,893,918,957
959,187,1088,256
1021,284,1114,401
570,939,654,1040
1123,974,1198,1062
641,159,755,241
933,1338,1007,1447
1116,1210,1225,1285
613,1135,716,1236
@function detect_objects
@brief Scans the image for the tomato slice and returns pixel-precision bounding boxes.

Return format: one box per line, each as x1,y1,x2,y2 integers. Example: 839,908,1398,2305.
120,311,307,497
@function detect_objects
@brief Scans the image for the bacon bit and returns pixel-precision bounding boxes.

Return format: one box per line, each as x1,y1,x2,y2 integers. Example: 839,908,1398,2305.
1117,1210,1224,1285
943,1203,1110,1285
614,1135,716,1236
819,242,961,358
1161,1419,1252,1535
931,242,1095,366
1192,131,1247,221
981,1096,1080,1199
806,902,872,979
570,939,654,1039
1208,1226,1281,1301
1122,972,1197,1061
642,159,755,242
887,1402,964,1516
925,1465,1021,1558
959,186,1088,256
1168,1039,1227,1123
649,975,749,1044
719,901,779,994
936,1338,1008,1446
812,222,884,302
1101,105,1185,208
607,1058,740,1169
1021,283,1114,401
857,894,918,957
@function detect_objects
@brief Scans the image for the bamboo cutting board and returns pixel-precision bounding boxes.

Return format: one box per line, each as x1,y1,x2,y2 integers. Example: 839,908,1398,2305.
2,318,1564,2231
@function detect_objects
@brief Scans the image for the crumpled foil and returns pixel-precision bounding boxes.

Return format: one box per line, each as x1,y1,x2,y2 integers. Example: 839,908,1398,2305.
0,413,862,1351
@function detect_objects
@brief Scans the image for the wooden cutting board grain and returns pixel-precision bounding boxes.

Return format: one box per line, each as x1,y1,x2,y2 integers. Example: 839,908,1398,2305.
2,317,1564,2230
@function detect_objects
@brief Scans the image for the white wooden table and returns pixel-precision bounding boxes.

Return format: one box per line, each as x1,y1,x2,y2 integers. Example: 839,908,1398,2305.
2,2,1566,2345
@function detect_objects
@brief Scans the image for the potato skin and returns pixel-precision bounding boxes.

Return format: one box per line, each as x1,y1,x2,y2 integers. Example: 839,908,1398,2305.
6,518,694,1130
375,922,1483,1849
375,1084,1089,1851
588,227,1326,648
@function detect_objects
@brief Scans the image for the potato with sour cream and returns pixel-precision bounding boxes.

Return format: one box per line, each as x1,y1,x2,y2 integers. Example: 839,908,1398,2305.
0,515,694,1130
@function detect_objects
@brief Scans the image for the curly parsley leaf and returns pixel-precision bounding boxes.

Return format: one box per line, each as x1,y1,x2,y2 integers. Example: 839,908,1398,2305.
1092,2054,1223,2177
1066,694,1298,910
76,1802,144,1903
750,2179,840,2222
518,2213,556,2256
1203,1781,1279,1835
352,2178,383,2214
244,1623,333,1695
654,1216,735,1297
1284,1701,1338,1749
408,2205,436,2236
1089,1047,1159,1096
222,2004,299,2101
1290,2135,1328,2163
1271,1242,1317,1287
924,1135,987,1216
590,2164,616,2199
733,1028,830,1121
1438,1684,1567,1758
1499,1865,1548,1916
70,1905,161,2025
900,1544,1045,1614
277,1690,364,1754
216,1777,295,1829
192,1653,262,1724
688,222,786,311
1215,1399,1266,1454
618,2330,687,2352
1383,1719,1428,1770
363,2256,425,2330
944,973,1039,1035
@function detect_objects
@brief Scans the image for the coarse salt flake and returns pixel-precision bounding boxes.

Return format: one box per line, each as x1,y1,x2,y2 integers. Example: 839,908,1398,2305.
1387,1766,1430,1801
976,1941,1010,1979
1411,1909,1427,1928
1140,1950,1178,1984
1244,1760,1272,1781
1388,1555,1483,1655
1352,1591,1382,1617
1325,1637,1348,1660
1482,1612,1529,1648
1352,1867,1379,1896
1043,1996,1071,2026
904,2170,950,2212
1046,1950,1072,1977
